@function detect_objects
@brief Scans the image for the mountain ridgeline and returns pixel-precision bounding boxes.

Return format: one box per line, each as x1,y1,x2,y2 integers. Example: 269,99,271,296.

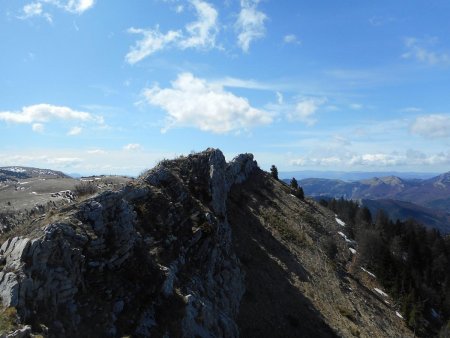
0,149,431,337
298,174,450,233
0,167,70,181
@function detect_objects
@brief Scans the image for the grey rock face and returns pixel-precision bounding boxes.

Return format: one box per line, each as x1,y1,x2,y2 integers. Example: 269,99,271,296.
0,148,257,337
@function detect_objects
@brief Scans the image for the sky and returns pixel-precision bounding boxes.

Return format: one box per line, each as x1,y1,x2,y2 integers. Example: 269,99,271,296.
1,0,450,176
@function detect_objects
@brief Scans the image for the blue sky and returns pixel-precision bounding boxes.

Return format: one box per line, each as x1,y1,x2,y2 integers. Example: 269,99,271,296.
1,0,450,175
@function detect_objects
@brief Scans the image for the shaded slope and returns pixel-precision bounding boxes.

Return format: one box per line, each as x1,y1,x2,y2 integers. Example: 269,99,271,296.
230,170,414,338
229,171,336,337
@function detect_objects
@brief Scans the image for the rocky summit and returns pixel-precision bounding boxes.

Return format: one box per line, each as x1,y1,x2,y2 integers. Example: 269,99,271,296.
0,149,414,337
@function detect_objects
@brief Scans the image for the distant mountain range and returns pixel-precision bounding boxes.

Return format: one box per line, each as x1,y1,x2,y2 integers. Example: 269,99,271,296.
295,172,450,233
279,170,439,181
0,166,70,181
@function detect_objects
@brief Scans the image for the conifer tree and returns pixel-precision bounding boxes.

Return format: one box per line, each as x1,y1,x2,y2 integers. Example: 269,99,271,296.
270,165,278,180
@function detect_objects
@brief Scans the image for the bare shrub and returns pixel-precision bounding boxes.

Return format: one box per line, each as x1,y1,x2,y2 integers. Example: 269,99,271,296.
74,182,98,197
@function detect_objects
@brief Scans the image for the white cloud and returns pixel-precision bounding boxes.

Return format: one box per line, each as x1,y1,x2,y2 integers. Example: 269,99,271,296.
19,0,95,21
349,103,363,110
410,114,450,138
67,126,82,136
47,157,83,166
276,91,283,105
32,123,45,133
236,0,267,52
143,72,272,133
123,143,142,151
212,76,277,90
24,2,43,16
0,104,102,125
287,97,326,126
400,107,422,113
125,27,182,64
283,34,300,45
125,0,218,64
402,37,450,66
64,0,95,13
291,150,450,168
19,2,52,22
179,0,218,49
87,149,107,154
43,0,95,14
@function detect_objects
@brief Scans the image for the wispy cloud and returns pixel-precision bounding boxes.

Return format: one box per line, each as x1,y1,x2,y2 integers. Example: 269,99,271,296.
32,123,45,133
287,97,326,126
19,0,95,22
235,0,267,52
87,149,107,154
212,76,278,90
349,103,363,110
142,72,272,133
402,37,450,66
64,0,95,14
67,126,82,136
19,2,52,22
400,107,422,113
0,104,102,124
126,0,218,64
291,150,450,168
0,104,103,136
123,143,142,151
125,27,182,64
179,0,218,49
45,0,95,14
410,114,450,138
283,34,300,45
276,92,283,105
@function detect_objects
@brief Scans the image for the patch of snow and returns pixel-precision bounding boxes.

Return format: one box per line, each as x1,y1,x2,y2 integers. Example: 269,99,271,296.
396,311,404,319
337,231,353,243
19,181,30,185
5,167,26,173
374,288,388,297
335,217,346,226
289,194,296,198
31,192,38,195
349,248,357,254
360,267,376,278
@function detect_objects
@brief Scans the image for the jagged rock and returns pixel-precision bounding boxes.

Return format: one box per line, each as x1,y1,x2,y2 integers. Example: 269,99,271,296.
0,148,256,337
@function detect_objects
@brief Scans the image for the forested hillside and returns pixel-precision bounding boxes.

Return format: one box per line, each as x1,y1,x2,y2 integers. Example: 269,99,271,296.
321,198,450,337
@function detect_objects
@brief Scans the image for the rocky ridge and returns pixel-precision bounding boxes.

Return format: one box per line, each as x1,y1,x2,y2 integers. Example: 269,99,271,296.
0,149,256,337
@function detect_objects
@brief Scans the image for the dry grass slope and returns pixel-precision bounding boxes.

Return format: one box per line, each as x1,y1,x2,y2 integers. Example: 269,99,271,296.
228,169,414,338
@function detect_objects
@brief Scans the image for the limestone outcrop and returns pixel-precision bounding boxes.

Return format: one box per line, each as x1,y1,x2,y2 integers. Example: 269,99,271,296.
0,149,257,337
